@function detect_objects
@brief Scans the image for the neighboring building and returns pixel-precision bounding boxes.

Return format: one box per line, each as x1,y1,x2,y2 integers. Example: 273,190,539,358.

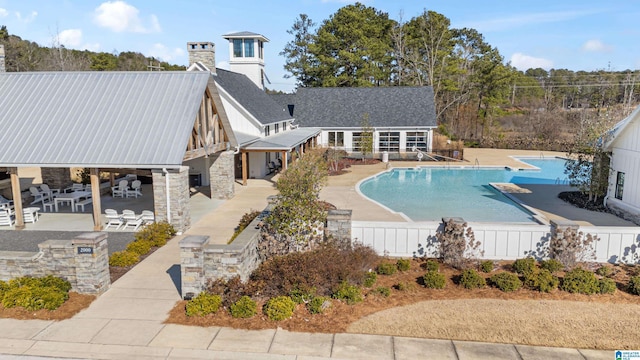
272,86,438,159
605,105,640,225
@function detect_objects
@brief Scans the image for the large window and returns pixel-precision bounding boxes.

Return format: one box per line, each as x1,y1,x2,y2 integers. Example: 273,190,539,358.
244,39,254,57
258,40,264,59
233,39,243,57
232,39,254,58
615,171,625,200
379,132,400,152
328,131,344,147
352,132,362,152
406,132,428,151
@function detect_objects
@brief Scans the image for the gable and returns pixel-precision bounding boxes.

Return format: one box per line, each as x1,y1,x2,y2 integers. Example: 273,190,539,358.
607,105,640,153
0,71,212,168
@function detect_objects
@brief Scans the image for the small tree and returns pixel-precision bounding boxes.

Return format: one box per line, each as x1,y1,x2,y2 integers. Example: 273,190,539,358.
436,219,482,269
359,114,374,163
549,227,597,269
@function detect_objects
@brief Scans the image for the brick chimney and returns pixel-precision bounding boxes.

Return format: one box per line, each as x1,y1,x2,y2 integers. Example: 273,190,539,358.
0,44,6,72
187,42,215,74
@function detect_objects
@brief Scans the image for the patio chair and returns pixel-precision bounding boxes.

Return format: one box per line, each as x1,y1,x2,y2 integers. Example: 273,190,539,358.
126,180,142,198
141,210,155,225
40,184,60,199
29,186,49,205
64,183,85,193
0,208,15,227
104,209,124,229
0,195,14,210
112,180,128,198
122,209,143,231
23,207,39,223
267,161,277,175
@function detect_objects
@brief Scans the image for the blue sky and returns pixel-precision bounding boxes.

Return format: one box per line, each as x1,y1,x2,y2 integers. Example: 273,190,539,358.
1,0,638,92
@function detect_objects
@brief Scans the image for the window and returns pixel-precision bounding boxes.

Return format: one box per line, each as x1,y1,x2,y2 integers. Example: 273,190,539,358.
615,171,625,200
274,123,279,134
379,132,400,152
233,39,243,57
406,132,427,151
352,132,362,152
244,39,254,57
258,40,264,59
265,125,270,136
328,131,344,147
282,122,287,131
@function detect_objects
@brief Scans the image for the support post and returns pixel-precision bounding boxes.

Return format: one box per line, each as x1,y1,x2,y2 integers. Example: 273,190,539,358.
90,168,102,231
282,151,288,171
242,151,248,186
9,168,24,229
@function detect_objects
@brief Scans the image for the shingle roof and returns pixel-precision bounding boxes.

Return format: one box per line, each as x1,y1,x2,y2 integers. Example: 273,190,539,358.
213,68,292,125
277,87,437,128
0,71,211,168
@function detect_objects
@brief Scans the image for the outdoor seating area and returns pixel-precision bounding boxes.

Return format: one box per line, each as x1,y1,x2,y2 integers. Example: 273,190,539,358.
112,179,143,198
104,208,154,231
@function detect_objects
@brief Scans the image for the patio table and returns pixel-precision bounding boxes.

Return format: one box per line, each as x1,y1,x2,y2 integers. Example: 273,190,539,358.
54,191,92,212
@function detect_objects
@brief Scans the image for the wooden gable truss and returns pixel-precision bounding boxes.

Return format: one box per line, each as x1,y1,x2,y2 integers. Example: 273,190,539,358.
183,87,230,161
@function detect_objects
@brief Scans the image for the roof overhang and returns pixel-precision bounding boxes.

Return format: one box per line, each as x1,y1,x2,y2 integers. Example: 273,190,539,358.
242,128,321,151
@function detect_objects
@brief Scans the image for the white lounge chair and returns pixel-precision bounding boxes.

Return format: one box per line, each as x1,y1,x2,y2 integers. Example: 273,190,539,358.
141,210,155,225
40,184,60,199
64,183,85,193
126,180,142,198
29,186,49,205
0,208,14,227
0,195,14,210
122,209,143,231
112,180,128,198
105,209,123,229
23,207,39,223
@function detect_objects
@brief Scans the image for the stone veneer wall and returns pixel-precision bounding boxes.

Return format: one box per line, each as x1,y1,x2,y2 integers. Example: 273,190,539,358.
209,150,235,200
325,209,352,246
41,167,73,191
0,232,110,295
152,166,191,234
0,44,5,72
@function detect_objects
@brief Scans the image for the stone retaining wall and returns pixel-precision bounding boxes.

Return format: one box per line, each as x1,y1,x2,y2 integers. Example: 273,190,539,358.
0,232,111,295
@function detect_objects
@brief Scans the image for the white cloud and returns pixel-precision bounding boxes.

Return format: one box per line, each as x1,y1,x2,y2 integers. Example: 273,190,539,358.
93,1,161,33
58,29,83,47
0,8,8,17
83,43,101,52
469,9,602,32
510,53,553,70
15,10,37,24
582,39,612,53
148,43,184,62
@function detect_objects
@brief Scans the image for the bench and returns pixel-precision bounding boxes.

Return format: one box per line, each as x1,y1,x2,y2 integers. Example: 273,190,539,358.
75,198,93,212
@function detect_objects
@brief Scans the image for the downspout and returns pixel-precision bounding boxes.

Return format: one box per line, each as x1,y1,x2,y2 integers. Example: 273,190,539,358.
163,168,171,224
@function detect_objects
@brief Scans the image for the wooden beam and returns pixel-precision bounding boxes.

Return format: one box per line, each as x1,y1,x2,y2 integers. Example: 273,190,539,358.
182,143,227,162
242,151,248,186
9,168,24,229
90,168,103,231
101,169,153,176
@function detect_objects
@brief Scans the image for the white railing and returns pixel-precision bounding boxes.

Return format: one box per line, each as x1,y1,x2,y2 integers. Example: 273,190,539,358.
352,221,640,264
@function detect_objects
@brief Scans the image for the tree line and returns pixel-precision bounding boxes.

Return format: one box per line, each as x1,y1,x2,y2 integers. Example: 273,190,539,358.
280,3,639,141
0,25,184,72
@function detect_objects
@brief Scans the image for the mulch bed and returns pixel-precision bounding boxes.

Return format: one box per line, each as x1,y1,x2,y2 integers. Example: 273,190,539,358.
329,158,381,176
558,191,609,212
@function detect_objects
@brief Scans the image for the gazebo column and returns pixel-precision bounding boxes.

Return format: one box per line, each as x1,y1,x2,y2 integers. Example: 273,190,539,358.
208,150,235,199
281,151,288,171
152,166,191,234
241,151,248,186
41,168,72,190
9,168,24,229
90,168,102,231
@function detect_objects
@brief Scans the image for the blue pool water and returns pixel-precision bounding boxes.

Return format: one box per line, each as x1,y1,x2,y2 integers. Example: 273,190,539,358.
358,157,569,223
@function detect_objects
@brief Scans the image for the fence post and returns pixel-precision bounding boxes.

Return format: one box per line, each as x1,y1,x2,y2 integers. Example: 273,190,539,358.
72,232,110,295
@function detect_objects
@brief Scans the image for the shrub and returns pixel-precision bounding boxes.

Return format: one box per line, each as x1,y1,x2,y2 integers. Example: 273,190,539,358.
135,221,176,247
1,280,69,311
628,276,640,295
31,287,68,310
206,276,248,308
598,278,616,294
422,271,446,289
332,282,363,305
437,219,482,269
480,260,494,273
289,286,316,304
512,258,536,276
561,267,599,294
489,272,522,292
540,259,563,273
264,296,296,321
363,271,377,288
423,259,439,272
595,265,613,277
228,210,261,244
186,292,222,317
229,296,257,318
376,262,397,275
524,269,559,293
550,228,597,269
307,296,331,314
394,281,415,291
125,240,153,256
396,259,411,272
459,269,486,289
375,286,391,297
109,250,139,267
37,275,72,293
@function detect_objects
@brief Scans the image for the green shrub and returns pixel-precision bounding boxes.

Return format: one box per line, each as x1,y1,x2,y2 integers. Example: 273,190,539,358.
422,271,446,289
134,221,176,247
595,265,613,277
332,282,363,305
394,281,415,291
31,287,68,310
480,260,494,273
229,296,257,318
186,292,222,317
512,257,537,276
228,210,261,244
0,276,71,311
598,278,616,294
396,259,411,272
376,263,397,275
423,259,439,272
125,240,153,256
459,269,486,289
307,296,331,314
561,267,599,294
36,275,72,293
540,259,563,273
363,272,377,288
375,286,391,297
264,296,296,321
289,286,316,304
109,250,139,267
628,276,640,295
524,269,559,293
489,272,522,292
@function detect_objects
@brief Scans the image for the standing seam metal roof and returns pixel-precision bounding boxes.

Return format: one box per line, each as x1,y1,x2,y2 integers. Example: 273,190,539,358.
0,71,211,168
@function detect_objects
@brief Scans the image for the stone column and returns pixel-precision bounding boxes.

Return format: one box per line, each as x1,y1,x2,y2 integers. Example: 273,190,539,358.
72,232,110,295
41,168,72,190
152,166,191,234
325,209,352,246
179,235,209,299
209,150,235,199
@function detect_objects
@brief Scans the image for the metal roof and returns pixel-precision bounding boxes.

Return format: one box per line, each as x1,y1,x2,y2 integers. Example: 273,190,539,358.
222,32,269,42
0,71,211,168
244,127,321,151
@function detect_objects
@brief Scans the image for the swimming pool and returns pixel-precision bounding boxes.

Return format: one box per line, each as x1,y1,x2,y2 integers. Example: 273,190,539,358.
358,157,569,223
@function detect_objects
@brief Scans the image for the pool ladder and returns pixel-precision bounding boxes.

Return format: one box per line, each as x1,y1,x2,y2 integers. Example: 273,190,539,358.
474,158,480,169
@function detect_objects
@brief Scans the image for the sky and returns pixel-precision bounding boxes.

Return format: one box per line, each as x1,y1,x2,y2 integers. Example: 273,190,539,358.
1,0,639,92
